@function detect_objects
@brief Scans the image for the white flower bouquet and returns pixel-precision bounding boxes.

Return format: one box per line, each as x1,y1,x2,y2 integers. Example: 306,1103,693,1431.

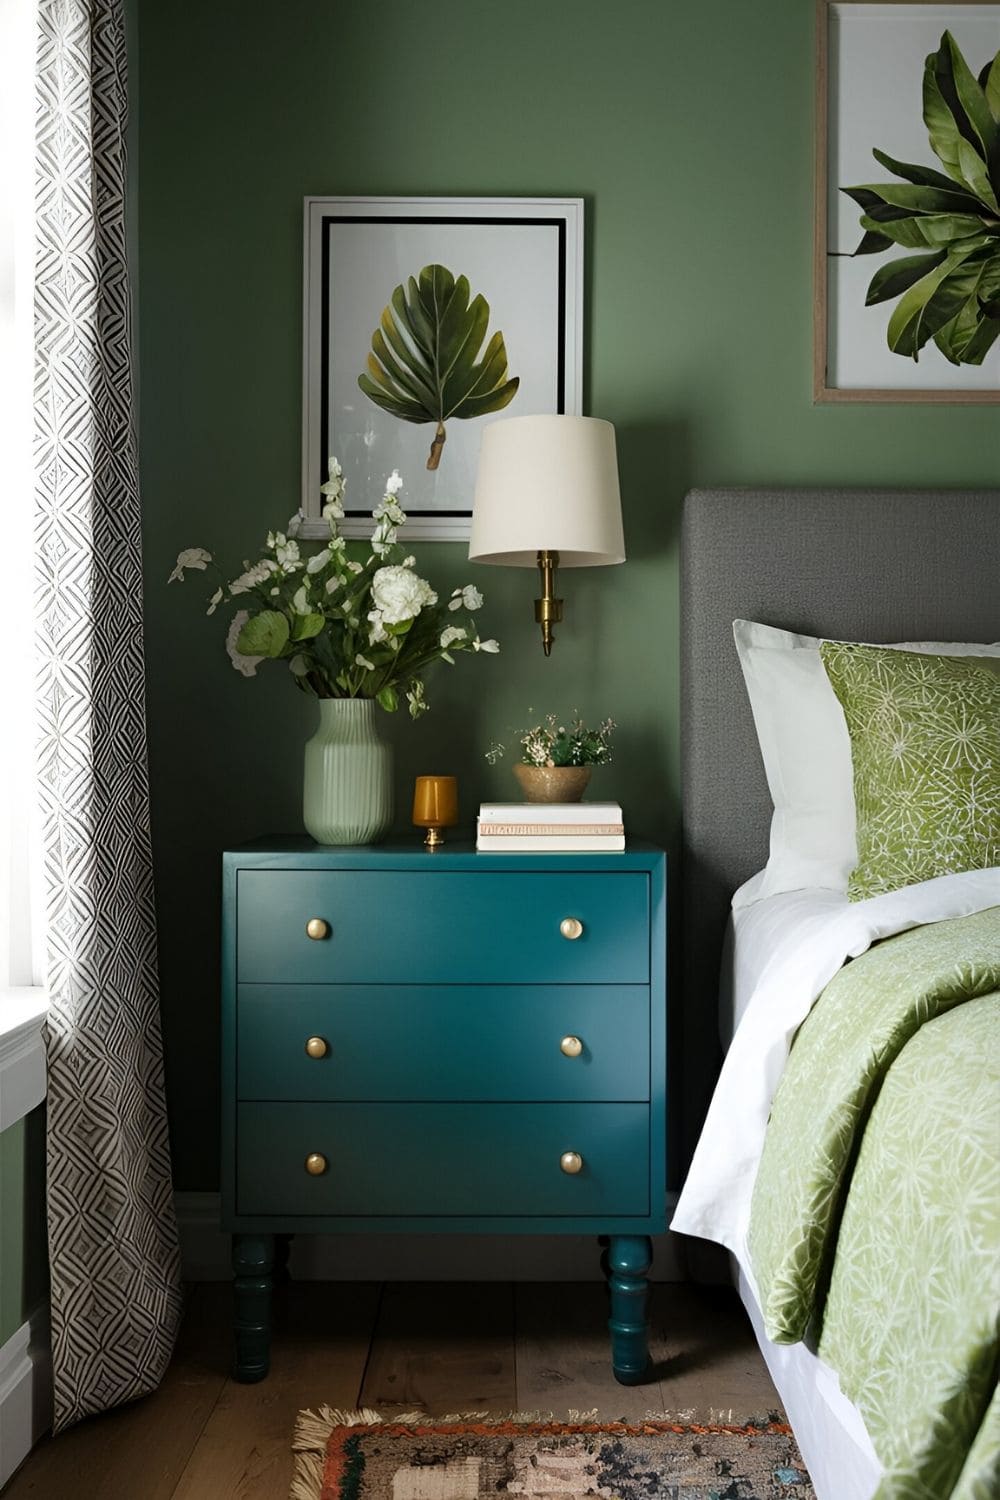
169,461,499,717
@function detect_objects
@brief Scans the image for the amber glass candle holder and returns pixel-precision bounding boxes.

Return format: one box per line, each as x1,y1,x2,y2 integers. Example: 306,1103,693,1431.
412,775,458,849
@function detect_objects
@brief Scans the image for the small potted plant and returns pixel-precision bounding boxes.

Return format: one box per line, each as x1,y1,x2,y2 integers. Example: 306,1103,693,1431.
486,714,615,802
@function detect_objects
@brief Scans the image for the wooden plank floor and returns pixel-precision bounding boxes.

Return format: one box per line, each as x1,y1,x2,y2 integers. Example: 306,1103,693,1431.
3,1280,782,1499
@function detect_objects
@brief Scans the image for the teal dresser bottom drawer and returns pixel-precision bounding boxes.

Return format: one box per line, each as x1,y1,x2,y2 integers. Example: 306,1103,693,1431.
236,1102,650,1218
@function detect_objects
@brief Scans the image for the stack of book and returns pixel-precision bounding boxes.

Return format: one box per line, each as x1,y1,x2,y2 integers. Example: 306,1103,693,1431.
476,801,625,851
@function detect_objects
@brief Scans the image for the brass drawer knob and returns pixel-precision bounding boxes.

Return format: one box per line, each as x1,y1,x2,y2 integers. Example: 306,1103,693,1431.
304,1152,328,1176
560,1150,583,1175
560,1035,583,1058
305,917,329,940
559,917,583,941
305,1036,329,1059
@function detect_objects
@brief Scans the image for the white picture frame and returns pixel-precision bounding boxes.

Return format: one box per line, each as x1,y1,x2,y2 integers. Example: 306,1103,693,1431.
301,196,585,540
815,0,1000,402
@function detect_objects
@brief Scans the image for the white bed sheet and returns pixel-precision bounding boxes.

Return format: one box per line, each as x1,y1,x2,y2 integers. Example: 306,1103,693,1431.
673,866,1000,1500
721,884,848,1040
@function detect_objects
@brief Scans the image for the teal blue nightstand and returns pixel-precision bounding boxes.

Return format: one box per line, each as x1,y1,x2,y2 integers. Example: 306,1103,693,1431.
221,840,667,1384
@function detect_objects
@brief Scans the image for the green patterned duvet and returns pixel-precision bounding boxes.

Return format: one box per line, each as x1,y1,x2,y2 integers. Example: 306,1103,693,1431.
748,908,1000,1500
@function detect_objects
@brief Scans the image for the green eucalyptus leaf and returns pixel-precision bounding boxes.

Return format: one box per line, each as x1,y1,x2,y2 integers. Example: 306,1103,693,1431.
237,610,289,658
871,147,968,193
980,54,1000,126
846,181,983,214
942,31,1000,166
956,314,1000,363
924,47,976,189
376,686,399,712
865,251,947,306
956,136,999,211
851,227,895,256
290,612,325,642
930,255,999,362
858,210,986,249
886,244,988,358
357,264,519,469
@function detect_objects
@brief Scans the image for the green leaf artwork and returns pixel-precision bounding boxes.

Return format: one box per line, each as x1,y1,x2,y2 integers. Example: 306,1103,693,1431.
357,264,520,470
842,31,1000,366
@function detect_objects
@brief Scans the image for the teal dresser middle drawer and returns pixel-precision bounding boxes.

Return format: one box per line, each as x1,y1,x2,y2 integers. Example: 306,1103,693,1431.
236,1101,651,1217
236,984,650,1102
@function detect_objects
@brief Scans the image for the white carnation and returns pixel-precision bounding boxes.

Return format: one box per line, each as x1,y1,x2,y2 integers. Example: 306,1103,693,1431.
371,565,437,624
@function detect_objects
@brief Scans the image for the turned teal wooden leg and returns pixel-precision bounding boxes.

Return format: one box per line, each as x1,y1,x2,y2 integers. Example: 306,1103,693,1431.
232,1233,275,1382
607,1234,652,1385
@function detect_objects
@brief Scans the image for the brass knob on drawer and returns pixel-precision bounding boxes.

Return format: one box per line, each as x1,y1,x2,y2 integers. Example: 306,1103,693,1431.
559,917,583,940
305,917,329,940
304,1152,328,1175
560,1151,583,1175
305,1036,329,1059
560,1035,583,1058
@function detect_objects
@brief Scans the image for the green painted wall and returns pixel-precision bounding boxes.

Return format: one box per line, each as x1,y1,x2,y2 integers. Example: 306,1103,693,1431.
0,1110,47,1346
137,0,997,1189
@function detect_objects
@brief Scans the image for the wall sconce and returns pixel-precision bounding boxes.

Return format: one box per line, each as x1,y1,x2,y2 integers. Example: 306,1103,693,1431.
468,414,625,655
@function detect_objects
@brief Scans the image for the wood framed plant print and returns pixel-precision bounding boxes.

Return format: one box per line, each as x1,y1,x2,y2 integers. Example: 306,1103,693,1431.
301,196,584,540
815,0,999,402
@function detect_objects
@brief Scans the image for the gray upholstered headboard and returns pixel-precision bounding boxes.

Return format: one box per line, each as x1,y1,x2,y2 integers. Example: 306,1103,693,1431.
678,486,999,1170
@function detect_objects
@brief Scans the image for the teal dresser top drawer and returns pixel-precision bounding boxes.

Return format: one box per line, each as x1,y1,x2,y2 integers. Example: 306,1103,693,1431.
236,984,650,1103
236,870,649,985
236,1101,650,1218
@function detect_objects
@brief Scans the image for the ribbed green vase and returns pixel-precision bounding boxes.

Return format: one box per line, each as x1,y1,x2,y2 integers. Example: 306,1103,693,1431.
302,697,393,846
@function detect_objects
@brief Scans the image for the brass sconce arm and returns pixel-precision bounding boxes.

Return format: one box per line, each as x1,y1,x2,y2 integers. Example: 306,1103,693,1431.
534,550,563,656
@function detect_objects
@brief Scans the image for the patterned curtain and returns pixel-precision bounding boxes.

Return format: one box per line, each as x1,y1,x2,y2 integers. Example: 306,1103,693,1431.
34,0,182,1431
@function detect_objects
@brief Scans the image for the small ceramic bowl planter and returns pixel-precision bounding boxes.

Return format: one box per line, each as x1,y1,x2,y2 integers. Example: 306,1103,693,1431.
512,763,592,803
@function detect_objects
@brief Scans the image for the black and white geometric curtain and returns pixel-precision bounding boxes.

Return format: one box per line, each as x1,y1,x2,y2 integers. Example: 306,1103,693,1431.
34,0,182,1431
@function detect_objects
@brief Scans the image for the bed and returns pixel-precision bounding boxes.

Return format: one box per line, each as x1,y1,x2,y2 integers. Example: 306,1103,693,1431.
672,488,1000,1500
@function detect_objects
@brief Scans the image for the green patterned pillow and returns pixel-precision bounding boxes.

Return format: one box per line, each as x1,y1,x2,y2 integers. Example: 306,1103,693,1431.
819,642,1000,900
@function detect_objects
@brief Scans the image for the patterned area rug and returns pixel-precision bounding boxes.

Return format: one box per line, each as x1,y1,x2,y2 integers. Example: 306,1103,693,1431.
290,1409,816,1499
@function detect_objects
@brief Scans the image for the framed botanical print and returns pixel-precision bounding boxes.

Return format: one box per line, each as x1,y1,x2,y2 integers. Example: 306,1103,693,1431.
815,0,999,402
301,196,584,539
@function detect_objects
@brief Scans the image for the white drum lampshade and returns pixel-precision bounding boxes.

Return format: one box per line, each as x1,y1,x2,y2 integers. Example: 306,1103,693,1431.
469,414,625,566
468,414,625,653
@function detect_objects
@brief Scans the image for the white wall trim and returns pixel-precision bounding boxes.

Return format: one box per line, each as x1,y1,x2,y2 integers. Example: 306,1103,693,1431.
175,1191,684,1283
0,990,47,1131
0,1304,51,1490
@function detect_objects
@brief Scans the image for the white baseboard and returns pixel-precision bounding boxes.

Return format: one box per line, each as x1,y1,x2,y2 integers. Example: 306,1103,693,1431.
0,1305,51,1490
174,1192,684,1283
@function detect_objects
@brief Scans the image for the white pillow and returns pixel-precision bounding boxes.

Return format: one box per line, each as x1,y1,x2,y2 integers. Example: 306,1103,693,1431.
732,620,1000,907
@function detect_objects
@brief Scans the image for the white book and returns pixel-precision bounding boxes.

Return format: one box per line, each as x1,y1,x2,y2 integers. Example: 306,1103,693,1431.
476,833,626,852
478,821,625,837
478,801,622,824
